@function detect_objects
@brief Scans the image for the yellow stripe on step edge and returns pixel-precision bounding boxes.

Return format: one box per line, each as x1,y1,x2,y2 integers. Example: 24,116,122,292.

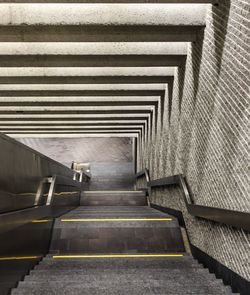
31,219,51,223
53,254,184,259
0,256,41,261
60,218,172,222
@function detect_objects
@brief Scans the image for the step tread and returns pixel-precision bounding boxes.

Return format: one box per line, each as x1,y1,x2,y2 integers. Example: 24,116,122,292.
12,282,234,295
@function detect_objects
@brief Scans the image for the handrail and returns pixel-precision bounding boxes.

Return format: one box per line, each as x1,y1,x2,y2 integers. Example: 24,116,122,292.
34,174,83,207
135,168,150,183
73,170,91,183
135,168,150,192
146,173,250,233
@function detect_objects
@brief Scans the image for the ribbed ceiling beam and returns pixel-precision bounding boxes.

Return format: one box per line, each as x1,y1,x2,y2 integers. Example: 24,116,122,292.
0,67,175,77
0,101,159,107
0,125,144,130
0,105,154,112
6,130,142,134
0,1,216,3
0,76,173,84
0,42,187,55
9,133,139,138
0,5,207,42
0,26,203,42
0,96,159,101
0,120,147,125
0,84,166,91
0,114,150,119
0,5,207,26
0,96,161,102
0,56,185,67
0,67,175,84
0,43,186,67
0,90,164,97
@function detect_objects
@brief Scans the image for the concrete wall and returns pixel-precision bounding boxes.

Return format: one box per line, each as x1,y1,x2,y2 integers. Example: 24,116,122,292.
17,137,133,167
142,0,250,280
17,137,135,190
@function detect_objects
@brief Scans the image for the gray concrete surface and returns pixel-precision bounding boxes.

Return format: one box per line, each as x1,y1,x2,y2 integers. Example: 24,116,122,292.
17,137,133,167
0,4,207,26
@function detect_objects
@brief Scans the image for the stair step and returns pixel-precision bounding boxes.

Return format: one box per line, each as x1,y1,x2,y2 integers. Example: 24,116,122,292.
81,191,147,206
25,272,217,283
12,281,234,295
35,257,202,270
29,267,210,277
50,205,184,254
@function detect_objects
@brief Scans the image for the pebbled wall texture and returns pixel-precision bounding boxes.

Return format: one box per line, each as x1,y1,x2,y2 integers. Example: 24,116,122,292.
141,0,250,281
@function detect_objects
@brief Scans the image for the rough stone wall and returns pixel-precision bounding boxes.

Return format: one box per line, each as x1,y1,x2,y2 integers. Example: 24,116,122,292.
142,1,250,280
17,137,133,167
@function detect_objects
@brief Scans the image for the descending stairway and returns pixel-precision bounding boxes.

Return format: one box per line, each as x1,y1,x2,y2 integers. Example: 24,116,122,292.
11,189,236,294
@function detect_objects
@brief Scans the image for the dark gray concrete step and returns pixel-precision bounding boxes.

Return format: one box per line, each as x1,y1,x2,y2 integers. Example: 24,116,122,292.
53,219,178,228
29,267,210,277
70,205,150,210
20,277,231,292
25,272,218,283
50,227,184,254
62,207,168,217
11,288,235,295
81,191,147,206
35,257,202,270
50,205,184,254
61,213,167,218
13,281,234,295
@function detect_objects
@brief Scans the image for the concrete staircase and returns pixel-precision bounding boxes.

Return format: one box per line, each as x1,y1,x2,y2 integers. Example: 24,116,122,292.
81,191,147,206
11,189,236,294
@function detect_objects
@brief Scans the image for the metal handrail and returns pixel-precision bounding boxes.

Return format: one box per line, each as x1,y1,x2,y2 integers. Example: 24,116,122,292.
34,174,84,207
135,168,150,192
137,170,250,233
73,170,91,183
135,168,150,183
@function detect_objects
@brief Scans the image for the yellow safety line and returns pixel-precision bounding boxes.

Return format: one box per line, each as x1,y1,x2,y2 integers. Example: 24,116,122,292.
0,256,41,261
53,254,184,259
53,191,79,196
17,192,79,197
31,219,51,223
60,218,172,222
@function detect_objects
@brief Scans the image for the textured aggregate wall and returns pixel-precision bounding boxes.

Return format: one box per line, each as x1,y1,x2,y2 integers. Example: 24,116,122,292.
143,1,250,281
17,137,133,167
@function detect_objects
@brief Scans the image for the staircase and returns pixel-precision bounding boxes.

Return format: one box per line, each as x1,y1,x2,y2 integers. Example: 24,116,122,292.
11,187,236,294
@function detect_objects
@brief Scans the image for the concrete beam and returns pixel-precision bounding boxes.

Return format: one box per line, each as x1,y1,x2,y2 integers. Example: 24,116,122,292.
0,67,176,77
0,42,187,55
10,134,139,138
0,113,150,119
0,5,207,26
0,96,160,102
0,55,186,67
0,120,147,125
5,129,142,134
0,100,158,107
0,96,159,101
0,90,164,97
0,125,144,130
0,105,154,112
0,76,174,84
0,5,206,42
0,26,203,42
0,67,175,84
0,1,216,3
0,84,166,91
0,42,185,70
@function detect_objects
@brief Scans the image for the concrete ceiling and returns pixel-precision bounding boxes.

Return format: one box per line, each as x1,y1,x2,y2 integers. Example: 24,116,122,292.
0,2,210,139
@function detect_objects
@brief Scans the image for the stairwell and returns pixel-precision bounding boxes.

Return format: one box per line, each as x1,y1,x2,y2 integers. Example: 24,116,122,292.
11,178,237,294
